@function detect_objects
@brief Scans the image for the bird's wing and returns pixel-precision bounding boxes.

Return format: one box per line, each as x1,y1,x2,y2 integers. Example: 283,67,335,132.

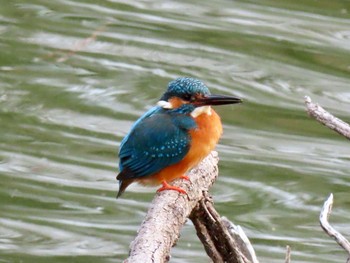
119,106,159,151
118,109,196,180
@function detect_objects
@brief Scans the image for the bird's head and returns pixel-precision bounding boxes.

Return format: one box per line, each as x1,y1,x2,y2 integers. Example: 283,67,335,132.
157,77,242,117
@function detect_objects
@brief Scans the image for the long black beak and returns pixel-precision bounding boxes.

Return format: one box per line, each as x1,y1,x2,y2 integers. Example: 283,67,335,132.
194,94,242,106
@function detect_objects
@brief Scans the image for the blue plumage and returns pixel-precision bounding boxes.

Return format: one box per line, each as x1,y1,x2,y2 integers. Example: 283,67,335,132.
160,77,210,101
118,103,197,180
116,77,225,198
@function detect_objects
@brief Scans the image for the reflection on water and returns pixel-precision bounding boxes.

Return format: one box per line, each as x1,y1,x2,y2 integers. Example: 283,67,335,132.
1,1,350,262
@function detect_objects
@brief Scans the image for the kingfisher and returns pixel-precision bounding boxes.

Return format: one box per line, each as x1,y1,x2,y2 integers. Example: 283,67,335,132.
116,77,242,198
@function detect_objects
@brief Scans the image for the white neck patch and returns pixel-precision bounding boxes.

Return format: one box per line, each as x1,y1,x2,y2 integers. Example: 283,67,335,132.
191,106,212,118
157,100,173,109
157,101,212,118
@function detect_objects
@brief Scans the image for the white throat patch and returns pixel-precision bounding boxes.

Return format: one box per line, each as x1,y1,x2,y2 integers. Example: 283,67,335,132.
191,106,212,118
157,100,173,109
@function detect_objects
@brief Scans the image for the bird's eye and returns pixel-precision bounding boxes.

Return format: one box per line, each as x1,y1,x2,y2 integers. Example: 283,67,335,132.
183,94,195,102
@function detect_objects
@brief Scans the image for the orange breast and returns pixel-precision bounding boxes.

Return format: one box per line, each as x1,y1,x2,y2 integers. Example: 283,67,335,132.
138,109,223,185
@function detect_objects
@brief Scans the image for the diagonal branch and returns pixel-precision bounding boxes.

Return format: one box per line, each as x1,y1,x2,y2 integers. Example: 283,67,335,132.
304,96,350,140
190,193,252,263
320,194,350,262
123,151,259,263
123,152,219,263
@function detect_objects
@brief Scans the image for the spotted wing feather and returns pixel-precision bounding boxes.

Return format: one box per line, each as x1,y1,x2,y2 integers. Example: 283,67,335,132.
118,108,196,180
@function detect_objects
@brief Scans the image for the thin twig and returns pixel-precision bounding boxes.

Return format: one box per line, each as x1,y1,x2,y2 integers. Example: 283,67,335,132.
57,22,111,62
320,193,350,261
304,96,350,140
285,245,291,263
41,22,111,62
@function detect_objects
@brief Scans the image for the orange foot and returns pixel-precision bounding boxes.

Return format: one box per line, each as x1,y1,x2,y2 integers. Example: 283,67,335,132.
179,174,190,181
157,180,187,195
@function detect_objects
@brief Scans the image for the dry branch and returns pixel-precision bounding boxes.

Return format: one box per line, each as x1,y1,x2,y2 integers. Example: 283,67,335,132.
190,194,253,263
320,194,350,262
304,96,350,139
222,217,259,263
285,245,291,263
123,151,258,263
124,152,220,263
305,97,350,261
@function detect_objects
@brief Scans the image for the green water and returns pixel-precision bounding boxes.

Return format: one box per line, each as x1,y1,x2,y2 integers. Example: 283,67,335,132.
1,1,350,262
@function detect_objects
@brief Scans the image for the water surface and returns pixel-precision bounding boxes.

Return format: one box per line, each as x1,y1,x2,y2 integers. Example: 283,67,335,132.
1,1,350,262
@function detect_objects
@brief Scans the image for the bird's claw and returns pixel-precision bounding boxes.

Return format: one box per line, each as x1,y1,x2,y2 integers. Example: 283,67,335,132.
157,181,187,195
179,174,190,181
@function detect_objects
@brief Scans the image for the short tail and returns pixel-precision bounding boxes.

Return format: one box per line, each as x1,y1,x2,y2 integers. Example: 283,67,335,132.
116,180,131,198
116,171,133,198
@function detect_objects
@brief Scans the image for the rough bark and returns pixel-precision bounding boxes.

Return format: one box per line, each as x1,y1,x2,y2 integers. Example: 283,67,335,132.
124,152,219,263
123,151,257,263
304,96,350,139
190,193,254,263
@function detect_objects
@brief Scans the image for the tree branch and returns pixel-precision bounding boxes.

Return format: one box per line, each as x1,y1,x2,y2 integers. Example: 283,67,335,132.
124,152,219,263
285,245,291,263
304,96,350,139
305,97,350,261
190,193,253,263
222,217,259,263
123,151,258,263
320,194,350,262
